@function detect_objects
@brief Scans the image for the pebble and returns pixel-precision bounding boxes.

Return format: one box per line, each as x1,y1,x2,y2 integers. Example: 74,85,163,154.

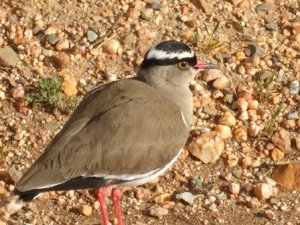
53,52,70,69
215,125,232,139
287,111,299,120
79,205,92,216
208,203,218,211
229,183,240,195
43,34,59,45
7,166,22,183
0,46,20,67
154,193,170,204
254,183,274,200
218,112,236,127
256,3,273,11
188,132,224,164
140,8,153,20
216,192,227,201
87,30,98,42
212,76,230,90
266,22,278,31
10,84,25,98
135,187,151,200
102,39,121,54
235,98,248,112
247,124,260,137
149,206,168,219
245,44,266,58
203,69,221,82
290,81,299,94
151,2,162,10
265,209,276,220
176,192,195,205
56,39,69,51
271,129,291,153
231,167,243,178
272,163,300,192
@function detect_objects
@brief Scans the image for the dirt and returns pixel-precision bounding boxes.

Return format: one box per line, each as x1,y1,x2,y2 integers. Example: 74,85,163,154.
1,0,300,225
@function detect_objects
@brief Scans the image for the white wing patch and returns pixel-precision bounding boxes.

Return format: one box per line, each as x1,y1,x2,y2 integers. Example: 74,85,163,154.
181,111,189,130
146,48,195,61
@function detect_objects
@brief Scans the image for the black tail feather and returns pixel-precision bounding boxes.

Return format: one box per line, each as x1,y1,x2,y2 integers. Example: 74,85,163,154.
14,176,107,201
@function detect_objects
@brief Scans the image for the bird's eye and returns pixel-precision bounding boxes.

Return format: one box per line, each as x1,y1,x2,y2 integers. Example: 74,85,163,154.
177,61,188,70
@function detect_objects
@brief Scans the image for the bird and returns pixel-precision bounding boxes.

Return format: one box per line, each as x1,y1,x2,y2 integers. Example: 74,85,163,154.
14,40,217,225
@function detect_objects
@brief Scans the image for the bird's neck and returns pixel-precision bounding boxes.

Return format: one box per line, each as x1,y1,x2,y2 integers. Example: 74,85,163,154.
137,71,193,128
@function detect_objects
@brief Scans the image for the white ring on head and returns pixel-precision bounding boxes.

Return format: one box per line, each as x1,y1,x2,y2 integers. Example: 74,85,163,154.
146,49,195,60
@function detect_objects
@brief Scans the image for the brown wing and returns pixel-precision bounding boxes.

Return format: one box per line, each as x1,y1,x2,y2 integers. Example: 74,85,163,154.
16,79,188,192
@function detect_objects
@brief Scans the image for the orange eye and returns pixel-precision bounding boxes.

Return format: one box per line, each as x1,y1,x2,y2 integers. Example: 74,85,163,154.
177,61,188,70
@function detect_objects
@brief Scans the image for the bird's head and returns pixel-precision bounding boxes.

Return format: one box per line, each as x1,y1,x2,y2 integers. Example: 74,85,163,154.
138,40,218,87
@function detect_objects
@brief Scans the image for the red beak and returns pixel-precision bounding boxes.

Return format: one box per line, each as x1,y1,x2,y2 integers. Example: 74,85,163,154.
194,60,218,69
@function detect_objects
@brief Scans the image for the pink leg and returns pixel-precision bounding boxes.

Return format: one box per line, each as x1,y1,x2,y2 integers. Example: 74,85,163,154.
96,187,110,225
112,188,124,225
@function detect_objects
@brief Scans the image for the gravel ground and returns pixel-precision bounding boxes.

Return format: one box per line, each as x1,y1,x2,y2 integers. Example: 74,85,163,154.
0,0,300,225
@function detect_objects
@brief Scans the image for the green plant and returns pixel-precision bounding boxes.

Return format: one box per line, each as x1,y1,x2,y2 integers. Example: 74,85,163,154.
265,102,283,138
27,76,78,113
257,69,277,104
0,145,3,158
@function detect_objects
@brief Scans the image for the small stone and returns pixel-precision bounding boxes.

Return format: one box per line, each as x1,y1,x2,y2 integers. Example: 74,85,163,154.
271,129,291,152
256,3,273,11
203,107,218,116
218,112,236,127
247,124,260,137
79,205,92,216
0,46,20,67
233,127,247,142
53,52,70,69
7,166,22,183
103,39,121,55
176,192,195,205
208,203,218,211
87,30,98,43
245,44,266,57
229,183,240,195
197,0,212,14
235,98,248,112
238,111,249,121
236,51,246,61
290,81,299,95
254,183,274,200
216,192,227,201
10,84,25,98
0,196,23,218
154,193,171,204
241,156,252,168
140,8,153,20
215,125,232,139
44,24,61,35
247,99,258,110
266,22,278,31
272,163,300,192
265,209,276,220
149,206,168,219
135,187,151,200
212,76,230,90
203,69,221,82
224,93,234,103
62,76,78,97
43,34,59,45
56,39,69,51
287,111,299,120
232,167,243,178
31,45,42,58
151,2,162,10
248,198,261,209
188,132,224,164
